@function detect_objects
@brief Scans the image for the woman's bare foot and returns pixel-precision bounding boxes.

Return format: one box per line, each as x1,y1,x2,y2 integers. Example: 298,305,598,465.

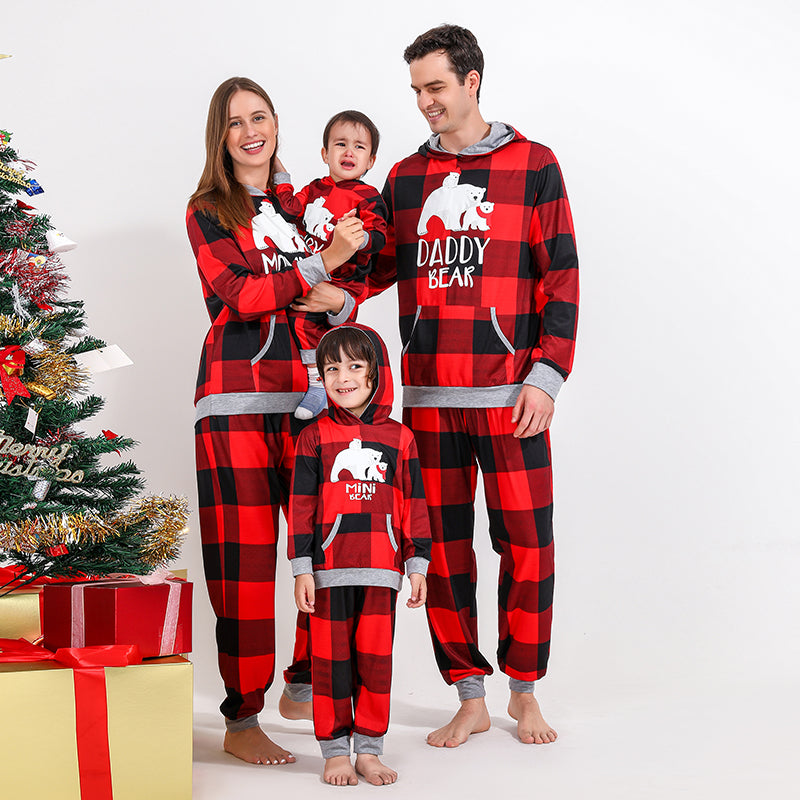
507,691,557,744
223,726,295,764
426,697,491,748
324,755,358,786
355,754,397,785
278,691,313,721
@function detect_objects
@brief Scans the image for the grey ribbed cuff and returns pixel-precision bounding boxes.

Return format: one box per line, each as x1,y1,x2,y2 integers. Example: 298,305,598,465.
405,557,429,577
282,682,313,703
273,171,291,185
225,713,259,732
455,675,486,701
297,252,328,287
509,678,535,694
320,736,351,758
353,733,383,755
300,348,317,366
523,362,564,401
327,291,355,326
291,557,313,577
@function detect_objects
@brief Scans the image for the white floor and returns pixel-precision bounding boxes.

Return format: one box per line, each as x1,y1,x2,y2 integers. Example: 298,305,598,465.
191,672,796,799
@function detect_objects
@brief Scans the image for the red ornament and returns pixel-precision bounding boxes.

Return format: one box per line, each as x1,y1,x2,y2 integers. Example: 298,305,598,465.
46,544,69,557
102,430,120,456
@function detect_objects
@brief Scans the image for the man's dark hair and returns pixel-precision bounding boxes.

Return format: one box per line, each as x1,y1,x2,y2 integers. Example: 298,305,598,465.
403,24,484,101
317,327,378,389
322,110,380,157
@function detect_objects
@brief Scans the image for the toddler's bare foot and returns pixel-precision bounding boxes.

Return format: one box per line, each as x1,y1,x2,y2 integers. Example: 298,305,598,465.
223,726,295,764
324,755,358,786
355,754,397,785
426,697,491,748
279,691,313,721
507,691,557,744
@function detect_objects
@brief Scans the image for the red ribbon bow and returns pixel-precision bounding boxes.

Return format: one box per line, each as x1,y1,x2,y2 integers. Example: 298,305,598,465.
0,638,142,799
0,344,31,404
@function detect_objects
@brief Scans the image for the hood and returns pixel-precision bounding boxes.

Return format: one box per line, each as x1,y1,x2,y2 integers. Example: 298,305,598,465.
418,121,520,159
319,323,393,426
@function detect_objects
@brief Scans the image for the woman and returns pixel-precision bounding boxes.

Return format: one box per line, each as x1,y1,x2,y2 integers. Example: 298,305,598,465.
187,77,363,765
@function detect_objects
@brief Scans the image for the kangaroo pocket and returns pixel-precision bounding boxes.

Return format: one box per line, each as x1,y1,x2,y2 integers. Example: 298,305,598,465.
401,304,516,387
318,512,400,572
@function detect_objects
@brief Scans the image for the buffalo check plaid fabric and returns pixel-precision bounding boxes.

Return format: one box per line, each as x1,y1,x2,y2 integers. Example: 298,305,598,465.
195,412,310,719
277,177,388,355
368,128,578,395
405,406,554,683
309,586,396,744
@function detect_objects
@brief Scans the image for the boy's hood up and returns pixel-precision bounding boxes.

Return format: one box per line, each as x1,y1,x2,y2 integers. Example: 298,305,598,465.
320,323,393,426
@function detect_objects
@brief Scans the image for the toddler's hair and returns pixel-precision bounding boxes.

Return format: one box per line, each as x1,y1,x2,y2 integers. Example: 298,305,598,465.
317,327,378,388
323,110,380,157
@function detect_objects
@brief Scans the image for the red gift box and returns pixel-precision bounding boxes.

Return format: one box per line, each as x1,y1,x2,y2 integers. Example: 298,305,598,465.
42,577,192,658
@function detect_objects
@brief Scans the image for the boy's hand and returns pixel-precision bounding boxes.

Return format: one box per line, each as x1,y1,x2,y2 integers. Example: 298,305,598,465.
406,573,427,609
294,574,315,613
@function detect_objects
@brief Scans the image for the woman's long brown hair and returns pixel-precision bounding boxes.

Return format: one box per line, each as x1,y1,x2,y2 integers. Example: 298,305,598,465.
188,77,278,231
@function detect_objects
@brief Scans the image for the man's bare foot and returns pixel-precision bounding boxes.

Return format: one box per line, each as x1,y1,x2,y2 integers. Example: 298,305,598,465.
223,726,295,764
355,754,397,785
426,697,491,748
507,691,557,744
278,691,313,721
324,755,358,786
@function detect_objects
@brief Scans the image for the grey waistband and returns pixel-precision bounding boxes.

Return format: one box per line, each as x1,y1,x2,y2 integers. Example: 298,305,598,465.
195,392,304,422
402,384,523,408
314,567,403,592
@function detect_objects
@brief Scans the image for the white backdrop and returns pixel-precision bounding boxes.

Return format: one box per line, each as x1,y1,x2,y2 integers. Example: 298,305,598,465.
3,0,798,795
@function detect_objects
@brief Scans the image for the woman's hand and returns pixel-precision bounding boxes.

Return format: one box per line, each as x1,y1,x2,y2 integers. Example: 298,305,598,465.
291,282,347,314
320,209,364,273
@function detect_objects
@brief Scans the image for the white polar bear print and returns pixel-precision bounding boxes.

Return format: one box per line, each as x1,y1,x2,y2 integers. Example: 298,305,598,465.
251,201,308,253
417,172,489,235
462,200,494,231
330,439,387,483
302,197,334,240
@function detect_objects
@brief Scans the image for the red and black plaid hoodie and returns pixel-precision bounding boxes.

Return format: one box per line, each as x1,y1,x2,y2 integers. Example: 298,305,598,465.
274,174,388,282
368,122,579,408
187,189,335,420
288,324,431,590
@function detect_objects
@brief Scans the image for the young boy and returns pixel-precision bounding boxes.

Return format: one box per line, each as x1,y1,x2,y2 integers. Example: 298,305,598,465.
274,111,388,421
288,324,431,786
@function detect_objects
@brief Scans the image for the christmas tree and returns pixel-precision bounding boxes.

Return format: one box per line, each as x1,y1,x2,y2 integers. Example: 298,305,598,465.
0,128,187,592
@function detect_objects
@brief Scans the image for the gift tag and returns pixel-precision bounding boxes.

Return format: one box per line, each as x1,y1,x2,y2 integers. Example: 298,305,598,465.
24,405,38,435
72,344,133,373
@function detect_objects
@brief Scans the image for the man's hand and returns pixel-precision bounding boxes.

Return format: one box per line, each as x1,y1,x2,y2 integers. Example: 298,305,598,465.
290,282,346,314
407,573,427,608
294,574,315,613
511,385,554,438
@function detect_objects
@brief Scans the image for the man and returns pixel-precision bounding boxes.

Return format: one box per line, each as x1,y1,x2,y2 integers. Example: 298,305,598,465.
367,24,579,747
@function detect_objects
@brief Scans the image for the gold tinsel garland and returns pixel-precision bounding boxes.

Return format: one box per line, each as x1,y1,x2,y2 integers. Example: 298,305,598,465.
114,495,189,566
0,313,34,339
30,346,89,397
0,495,188,567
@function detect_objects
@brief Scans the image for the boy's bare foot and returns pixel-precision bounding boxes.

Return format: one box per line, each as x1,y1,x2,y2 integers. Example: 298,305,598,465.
278,691,313,721
223,726,295,764
426,697,491,748
324,755,358,786
355,754,397,785
507,691,557,744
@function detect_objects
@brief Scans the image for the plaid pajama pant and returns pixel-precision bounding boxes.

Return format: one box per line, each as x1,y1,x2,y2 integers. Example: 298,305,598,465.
404,406,554,684
195,412,311,721
309,585,396,747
